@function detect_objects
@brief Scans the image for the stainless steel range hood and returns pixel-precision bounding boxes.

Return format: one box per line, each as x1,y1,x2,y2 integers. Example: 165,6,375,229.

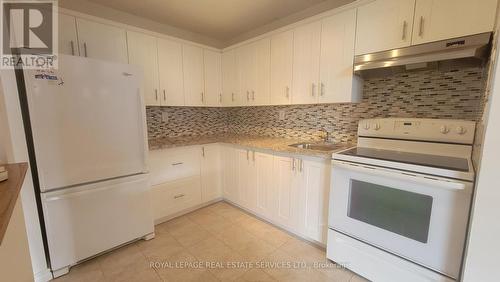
354,33,491,75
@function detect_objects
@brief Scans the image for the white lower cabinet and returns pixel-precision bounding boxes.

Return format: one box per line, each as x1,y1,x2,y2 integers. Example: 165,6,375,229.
201,144,222,202
150,144,330,244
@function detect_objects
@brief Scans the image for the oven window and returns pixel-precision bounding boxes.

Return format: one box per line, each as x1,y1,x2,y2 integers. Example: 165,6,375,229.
348,180,433,243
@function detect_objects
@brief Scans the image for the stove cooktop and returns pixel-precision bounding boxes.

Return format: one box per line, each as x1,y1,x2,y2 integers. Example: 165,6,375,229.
336,147,470,172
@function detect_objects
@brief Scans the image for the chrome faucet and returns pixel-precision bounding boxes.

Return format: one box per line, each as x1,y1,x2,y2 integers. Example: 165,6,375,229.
320,129,331,143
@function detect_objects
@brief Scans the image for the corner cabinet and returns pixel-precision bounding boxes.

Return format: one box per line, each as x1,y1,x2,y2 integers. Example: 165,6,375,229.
203,50,223,107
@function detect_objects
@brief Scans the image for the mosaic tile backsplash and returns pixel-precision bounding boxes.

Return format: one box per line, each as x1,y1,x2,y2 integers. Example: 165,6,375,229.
147,66,487,143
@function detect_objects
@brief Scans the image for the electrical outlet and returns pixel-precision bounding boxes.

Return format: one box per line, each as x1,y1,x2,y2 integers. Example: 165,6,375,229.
278,110,286,121
161,112,168,123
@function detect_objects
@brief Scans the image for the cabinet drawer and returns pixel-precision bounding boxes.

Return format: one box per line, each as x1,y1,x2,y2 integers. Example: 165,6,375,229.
151,177,202,220
149,147,201,185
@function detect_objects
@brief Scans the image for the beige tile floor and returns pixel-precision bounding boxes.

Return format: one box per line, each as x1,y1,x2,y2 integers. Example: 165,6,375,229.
53,201,368,282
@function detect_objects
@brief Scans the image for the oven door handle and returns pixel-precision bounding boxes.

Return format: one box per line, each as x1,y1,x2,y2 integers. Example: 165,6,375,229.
333,160,472,192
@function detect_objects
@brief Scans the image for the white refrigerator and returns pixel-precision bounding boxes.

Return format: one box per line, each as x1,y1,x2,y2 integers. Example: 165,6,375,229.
24,55,154,277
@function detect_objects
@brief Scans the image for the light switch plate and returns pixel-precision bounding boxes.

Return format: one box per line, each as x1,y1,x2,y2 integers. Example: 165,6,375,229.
161,112,168,123
278,110,286,121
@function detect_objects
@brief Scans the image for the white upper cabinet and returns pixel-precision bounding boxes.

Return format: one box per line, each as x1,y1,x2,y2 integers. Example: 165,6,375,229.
76,18,128,63
58,14,79,56
355,0,415,55
319,9,362,104
270,30,294,105
253,38,271,106
182,44,205,107
412,0,497,45
292,21,322,105
200,144,222,202
158,38,184,106
221,50,239,106
203,50,222,107
127,31,160,106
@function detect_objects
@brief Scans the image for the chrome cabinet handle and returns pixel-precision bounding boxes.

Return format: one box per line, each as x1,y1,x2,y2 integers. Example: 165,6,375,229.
299,159,304,172
155,89,158,100
83,42,88,57
246,91,250,101
201,92,204,102
292,158,296,171
219,93,222,103
311,83,316,97
402,21,407,40
419,16,424,37
252,90,255,101
70,40,75,55
163,89,166,101
252,151,255,162
246,150,249,160
172,162,183,166
174,194,185,199
201,147,205,157
320,83,325,96
231,93,235,102
285,86,290,98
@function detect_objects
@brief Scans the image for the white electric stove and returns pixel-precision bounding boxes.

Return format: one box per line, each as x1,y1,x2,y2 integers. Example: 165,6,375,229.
327,118,476,282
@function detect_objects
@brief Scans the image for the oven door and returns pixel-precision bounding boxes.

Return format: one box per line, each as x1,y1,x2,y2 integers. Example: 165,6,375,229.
329,160,473,279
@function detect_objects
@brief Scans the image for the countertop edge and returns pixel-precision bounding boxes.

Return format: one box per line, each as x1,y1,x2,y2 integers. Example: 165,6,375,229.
148,136,351,159
0,163,28,245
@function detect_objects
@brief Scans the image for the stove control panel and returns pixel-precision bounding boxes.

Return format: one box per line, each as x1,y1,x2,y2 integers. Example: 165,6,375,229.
358,118,476,144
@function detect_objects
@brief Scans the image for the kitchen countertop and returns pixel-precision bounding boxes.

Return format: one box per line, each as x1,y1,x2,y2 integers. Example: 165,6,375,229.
148,134,353,158
0,163,28,245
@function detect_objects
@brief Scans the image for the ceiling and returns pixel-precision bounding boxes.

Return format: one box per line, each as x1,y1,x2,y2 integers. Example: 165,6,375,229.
83,0,354,45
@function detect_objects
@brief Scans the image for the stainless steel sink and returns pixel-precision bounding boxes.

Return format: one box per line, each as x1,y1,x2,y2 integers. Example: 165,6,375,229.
288,142,342,151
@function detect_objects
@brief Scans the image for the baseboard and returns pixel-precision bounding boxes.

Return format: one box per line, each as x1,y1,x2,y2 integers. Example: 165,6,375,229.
34,268,53,282
154,198,223,225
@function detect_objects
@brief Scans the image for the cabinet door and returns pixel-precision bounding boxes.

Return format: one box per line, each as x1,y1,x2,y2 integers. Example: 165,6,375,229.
201,144,222,202
254,152,274,219
292,21,321,105
127,31,160,106
319,9,362,104
158,38,184,106
236,45,253,106
76,18,128,63
272,156,298,229
183,44,205,106
222,146,239,202
203,50,222,107
412,0,497,45
270,30,293,105
297,159,330,243
355,0,415,55
58,14,79,56
222,50,238,106
252,38,271,106
237,149,252,209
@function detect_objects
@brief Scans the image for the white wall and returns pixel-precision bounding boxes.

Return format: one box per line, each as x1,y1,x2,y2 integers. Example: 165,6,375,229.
0,71,52,282
462,34,500,282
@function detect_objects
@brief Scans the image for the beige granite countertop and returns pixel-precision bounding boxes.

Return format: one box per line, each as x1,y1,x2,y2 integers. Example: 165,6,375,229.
148,134,353,159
